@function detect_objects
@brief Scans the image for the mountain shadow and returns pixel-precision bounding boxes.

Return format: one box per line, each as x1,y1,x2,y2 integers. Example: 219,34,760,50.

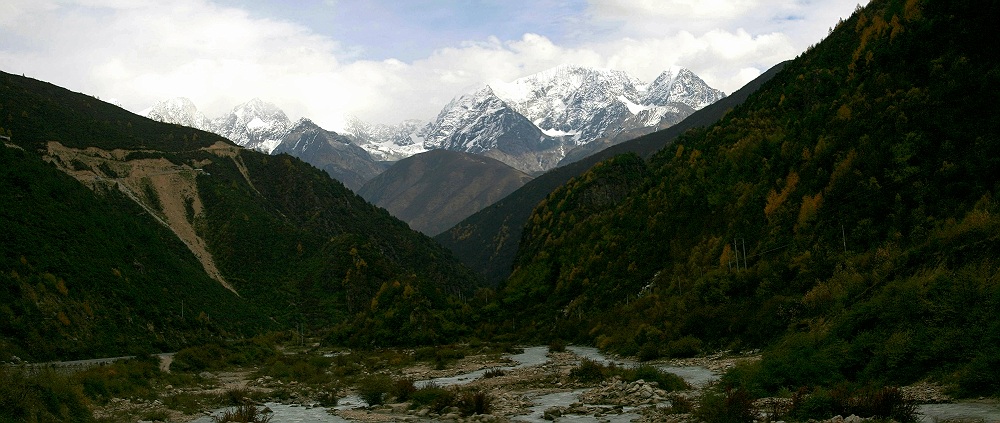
359,150,533,236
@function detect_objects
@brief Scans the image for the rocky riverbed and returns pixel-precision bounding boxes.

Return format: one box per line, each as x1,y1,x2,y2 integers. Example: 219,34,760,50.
89,346,998,423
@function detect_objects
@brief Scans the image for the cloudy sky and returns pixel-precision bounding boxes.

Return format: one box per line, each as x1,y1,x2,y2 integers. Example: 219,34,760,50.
0,0,861,131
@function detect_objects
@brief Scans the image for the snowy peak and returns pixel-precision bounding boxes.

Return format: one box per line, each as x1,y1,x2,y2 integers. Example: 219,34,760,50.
272,117,384,191
421,87,520,152
644,68,725,109
343,116,427,161
211,98,292,153
142,97,212,131
417,86,569,173
490,65,644,141
415,64,724,173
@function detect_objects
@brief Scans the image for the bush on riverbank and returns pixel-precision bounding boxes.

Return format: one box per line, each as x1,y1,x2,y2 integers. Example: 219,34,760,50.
788,385,917,422
0,367,93,423
410,383,455,413
172,337,279,373
357,374,393,406
73,355,164,404
407,383,493,417
255,353,334,385
568,359,688,390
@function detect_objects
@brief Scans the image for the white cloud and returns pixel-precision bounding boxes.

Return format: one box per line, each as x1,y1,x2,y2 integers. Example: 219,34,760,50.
0,0,861,131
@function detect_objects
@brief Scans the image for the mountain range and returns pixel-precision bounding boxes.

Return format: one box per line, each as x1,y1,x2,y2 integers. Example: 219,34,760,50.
143,65,722,179
143,66,722,232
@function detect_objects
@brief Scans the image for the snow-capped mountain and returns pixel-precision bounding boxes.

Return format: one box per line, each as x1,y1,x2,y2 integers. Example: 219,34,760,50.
271,118,386,191
419,65,724,173
141,97,212,131
643,67,724,110
342,117,427,161
418,87,573,173
141,65,723,180
490,65,644,144
210,98,292,153
142,98,386,191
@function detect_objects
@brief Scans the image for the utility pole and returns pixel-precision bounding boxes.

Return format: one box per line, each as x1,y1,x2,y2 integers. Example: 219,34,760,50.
841,224,847,254
734,239,739,271
742,239,747,270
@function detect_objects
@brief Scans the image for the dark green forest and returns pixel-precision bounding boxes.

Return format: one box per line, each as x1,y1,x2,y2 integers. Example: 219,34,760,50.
0,71,480,360
491,0,1000,395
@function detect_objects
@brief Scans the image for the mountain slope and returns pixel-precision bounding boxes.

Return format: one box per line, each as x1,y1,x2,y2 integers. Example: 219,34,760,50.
142,97,212,131
499,0,1000,393
435,62,786,286
343,117,427,161
210,98,291,153
272,118,386,191
359,150,533,236
0,71,480,359
420,86,572,174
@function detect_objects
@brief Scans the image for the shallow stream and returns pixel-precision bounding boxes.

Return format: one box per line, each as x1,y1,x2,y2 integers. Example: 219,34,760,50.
414,346,550,388
192,346,722,423
917,402,1000,422
189,402,350,423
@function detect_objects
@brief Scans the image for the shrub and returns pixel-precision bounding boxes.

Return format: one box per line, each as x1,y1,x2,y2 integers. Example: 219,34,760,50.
256,353,333,385
213,404,273,422
410,383,455,413
391,378,416,402
852,386,916,422
172,343,227,372
482,368,506,378
457,389,492,416
172,340,280,373
163,392,211,414
956,352,1000,397
638,342,661,361
569,358,607,383
219,387,256,406
790,385,916,422
665,336,703,358
694,386,757,423
549,339,567,353
665,393,694,414
142,408,171,421
622,365,689,391
569,360,688,392
316,388,339,407
0,368,92,423
357,374,393,406
75,358,161,403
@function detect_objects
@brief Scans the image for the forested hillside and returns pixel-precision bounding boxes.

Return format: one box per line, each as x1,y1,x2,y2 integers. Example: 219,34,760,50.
496,0,1000,395
0,72,480,360
436,62,787,286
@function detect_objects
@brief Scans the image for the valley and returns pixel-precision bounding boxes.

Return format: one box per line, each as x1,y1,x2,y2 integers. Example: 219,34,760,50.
3,0,1000,421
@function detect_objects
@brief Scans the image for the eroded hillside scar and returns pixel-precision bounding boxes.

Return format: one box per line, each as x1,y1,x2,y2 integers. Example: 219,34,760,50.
44,141,239,295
